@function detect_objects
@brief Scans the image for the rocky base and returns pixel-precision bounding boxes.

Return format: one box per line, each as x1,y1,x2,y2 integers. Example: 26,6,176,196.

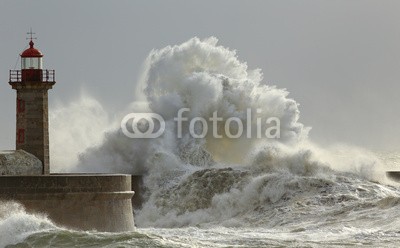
0,150,43,175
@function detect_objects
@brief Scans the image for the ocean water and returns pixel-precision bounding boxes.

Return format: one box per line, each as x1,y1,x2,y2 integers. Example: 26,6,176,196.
3,151,400,248
3,37,400,247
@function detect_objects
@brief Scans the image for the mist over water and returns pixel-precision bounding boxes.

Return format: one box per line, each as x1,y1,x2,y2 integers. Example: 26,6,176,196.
3,37,400,247
49,95,111,172
53,37,394,223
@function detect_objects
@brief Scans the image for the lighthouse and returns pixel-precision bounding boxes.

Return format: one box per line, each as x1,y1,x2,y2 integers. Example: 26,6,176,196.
8,31,55,174
0,31,140,232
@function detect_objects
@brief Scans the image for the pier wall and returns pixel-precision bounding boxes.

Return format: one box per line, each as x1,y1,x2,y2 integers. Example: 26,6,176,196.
0,174,136,232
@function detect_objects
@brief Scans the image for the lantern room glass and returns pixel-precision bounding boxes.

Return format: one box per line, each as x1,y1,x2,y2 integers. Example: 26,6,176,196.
21,57,42,69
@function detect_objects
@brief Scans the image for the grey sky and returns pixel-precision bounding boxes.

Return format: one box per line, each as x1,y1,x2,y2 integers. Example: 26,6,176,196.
1,0,399,151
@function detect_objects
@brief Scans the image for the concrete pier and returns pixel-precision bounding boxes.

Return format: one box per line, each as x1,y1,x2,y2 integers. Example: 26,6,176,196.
0,174,135,232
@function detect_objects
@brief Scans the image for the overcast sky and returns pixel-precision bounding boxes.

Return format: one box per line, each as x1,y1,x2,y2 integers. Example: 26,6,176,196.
1,0,399,151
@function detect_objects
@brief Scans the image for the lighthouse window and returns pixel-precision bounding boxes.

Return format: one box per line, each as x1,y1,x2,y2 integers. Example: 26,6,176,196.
21,58,26,69
30,58,39,69
21,57,42,69
29,58,33,68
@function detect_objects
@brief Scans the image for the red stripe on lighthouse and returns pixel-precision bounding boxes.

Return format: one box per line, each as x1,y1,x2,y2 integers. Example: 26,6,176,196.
17,129,25,144
17,99,25,113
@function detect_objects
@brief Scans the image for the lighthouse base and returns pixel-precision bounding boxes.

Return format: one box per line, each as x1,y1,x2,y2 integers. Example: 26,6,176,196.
0,174,135,232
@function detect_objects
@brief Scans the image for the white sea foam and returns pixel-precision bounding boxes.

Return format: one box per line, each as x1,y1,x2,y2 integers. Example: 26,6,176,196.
42,37,399,230
0,201,56,248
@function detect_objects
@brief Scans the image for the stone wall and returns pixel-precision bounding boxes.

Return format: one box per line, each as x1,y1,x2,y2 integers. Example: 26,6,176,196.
0,174,135,232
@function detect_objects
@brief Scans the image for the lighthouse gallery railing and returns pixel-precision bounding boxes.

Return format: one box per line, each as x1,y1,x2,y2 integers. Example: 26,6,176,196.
9,70,55,83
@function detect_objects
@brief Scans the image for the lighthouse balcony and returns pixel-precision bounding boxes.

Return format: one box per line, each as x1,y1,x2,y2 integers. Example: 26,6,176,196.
9,69,55,83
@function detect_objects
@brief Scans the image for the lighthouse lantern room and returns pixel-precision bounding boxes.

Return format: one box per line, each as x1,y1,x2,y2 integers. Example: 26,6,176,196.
21,40,43,69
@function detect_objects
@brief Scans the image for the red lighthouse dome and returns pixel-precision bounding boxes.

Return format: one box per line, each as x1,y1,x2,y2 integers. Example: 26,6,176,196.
20,40,43,72
21,40,43,58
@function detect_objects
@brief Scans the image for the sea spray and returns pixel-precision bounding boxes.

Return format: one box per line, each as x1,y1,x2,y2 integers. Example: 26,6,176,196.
73,37,309,172
46,37,397,229
0,201,56,247
49,94,110,172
